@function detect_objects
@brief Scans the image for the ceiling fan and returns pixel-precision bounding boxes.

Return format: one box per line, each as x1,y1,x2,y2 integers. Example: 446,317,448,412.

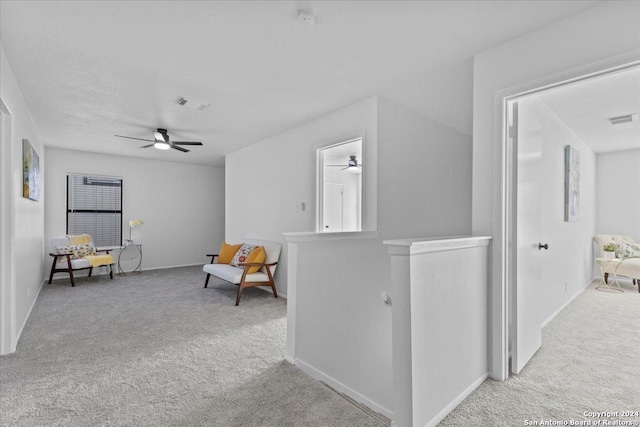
327,155,363,170
114,128,203,153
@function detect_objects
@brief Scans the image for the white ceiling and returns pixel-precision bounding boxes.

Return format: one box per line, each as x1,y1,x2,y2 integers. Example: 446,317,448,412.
0,1,602,166
535,67,640,153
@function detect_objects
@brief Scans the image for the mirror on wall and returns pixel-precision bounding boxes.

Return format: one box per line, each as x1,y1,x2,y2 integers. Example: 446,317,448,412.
317,137,363,233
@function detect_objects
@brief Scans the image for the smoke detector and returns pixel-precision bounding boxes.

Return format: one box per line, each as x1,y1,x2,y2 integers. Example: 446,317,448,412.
608,113,637,125
297,10,316,26
176,96,211,111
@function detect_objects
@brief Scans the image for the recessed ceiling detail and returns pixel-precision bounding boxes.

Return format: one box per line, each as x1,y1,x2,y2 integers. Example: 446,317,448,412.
297,10,316,27
608,113,637,125
176,96,211,111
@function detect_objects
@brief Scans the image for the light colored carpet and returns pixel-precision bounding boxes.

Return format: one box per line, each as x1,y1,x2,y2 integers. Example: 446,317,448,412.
439,278,640,426
0,266,387,427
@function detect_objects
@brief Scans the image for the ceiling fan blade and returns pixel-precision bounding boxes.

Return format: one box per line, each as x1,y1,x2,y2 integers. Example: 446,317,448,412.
172,141,203,145
326,165,348,167
171,145,190,153
340,166,349,170
115,135,155,142
140,144,155,148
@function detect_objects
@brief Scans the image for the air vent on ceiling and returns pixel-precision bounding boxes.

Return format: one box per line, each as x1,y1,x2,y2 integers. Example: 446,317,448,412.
176,96,211,111
608,113,637,125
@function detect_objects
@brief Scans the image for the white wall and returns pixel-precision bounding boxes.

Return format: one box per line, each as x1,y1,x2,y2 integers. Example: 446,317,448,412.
0,44,46,354
385,237,491,427
225,96,379,296
287,234,392,417
472,0,640,378
596,149,640,241
380,58,474,137
378,96,472,240
45,148,225,272
519,96,596,325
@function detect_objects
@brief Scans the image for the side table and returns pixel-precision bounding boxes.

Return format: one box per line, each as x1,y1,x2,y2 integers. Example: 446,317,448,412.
595,257,623,292
118,243,143,275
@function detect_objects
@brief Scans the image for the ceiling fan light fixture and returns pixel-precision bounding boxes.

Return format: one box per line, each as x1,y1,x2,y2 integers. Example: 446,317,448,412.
154,141,170,150
153,131,166,142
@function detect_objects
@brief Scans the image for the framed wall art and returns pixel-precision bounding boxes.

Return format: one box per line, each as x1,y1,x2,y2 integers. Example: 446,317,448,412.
564,145,579,222
22,139,40,201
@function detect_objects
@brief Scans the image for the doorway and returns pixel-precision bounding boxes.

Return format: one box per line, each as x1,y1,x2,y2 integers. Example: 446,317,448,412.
504,63,640,375
317,137,363,233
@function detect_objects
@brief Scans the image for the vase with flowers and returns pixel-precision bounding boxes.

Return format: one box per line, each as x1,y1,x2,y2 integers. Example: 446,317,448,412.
125,219,143,245
603,243,617,259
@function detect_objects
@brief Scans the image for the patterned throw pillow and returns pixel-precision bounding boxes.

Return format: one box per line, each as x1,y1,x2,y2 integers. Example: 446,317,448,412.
69,243,97,259
230,244,258,268
614,242,640,259
56,246,74,255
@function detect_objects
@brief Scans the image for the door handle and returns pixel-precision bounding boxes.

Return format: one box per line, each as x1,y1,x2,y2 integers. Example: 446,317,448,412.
538,243,549,250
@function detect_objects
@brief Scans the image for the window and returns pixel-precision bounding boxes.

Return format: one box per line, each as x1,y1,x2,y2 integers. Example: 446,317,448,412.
66,174,122,246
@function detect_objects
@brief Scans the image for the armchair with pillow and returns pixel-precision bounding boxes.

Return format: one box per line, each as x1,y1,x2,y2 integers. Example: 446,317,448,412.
593,235,640,292
48,234,115,287
203,239,281,305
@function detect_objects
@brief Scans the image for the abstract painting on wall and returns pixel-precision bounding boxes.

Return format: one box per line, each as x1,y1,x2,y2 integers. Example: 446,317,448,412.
564,145,579,222
22,139,40,201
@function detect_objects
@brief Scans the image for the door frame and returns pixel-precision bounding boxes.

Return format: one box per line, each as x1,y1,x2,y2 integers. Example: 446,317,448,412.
315,136,364,233
0,97,16,355
495,59,640,380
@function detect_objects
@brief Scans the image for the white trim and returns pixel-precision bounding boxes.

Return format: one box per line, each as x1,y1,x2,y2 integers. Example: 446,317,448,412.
424,373,489,427
284,230,379,243
316,135,365,233
496,54,640,382
285,240,298,363
14,279,45,348
541,279,592,328
384,235,491,256
284,354,295,364
294,358,393,420
141,262,204,271
0,97,16,356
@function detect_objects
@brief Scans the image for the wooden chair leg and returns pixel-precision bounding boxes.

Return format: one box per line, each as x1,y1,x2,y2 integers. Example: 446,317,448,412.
109,264,114,279
68,269,76,287
204,273,211,288
604,272,609,284
271,282,278,299
48,260,57,284
88,267,93,277
235,284,245,306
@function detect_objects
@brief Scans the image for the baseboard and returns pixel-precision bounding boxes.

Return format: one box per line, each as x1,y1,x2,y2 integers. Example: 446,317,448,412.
425,373,489,427
14,279,46,351
141,262,203,271
541,279,591,328
284,354,295,364
294,358,393,420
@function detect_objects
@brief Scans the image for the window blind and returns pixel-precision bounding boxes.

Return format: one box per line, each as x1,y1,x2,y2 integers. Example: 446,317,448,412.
66,174,122,246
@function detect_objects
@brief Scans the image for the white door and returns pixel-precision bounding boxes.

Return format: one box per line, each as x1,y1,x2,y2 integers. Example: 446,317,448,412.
513,100,544,374
323,183,343,232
